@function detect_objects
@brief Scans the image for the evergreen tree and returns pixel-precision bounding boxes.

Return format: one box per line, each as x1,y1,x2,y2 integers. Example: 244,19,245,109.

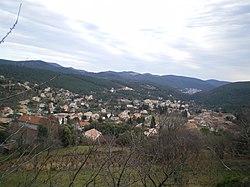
150,116,156,128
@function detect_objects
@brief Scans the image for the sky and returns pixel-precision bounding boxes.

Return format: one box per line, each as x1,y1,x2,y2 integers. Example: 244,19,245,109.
0,0,250,81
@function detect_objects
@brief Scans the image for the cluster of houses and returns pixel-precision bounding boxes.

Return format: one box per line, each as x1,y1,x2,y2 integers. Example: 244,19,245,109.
17,114,102,142
185,110,238,133
1,76,239,148
0,77,192,144
2,78,190,127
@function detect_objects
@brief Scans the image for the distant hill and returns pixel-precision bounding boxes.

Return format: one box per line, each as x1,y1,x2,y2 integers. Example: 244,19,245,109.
205,79,229,87
0,65,184,101
0,59,229,92
156,75,214,90
90,72,228,91
0,59,83,75
192,81,250,107
0,65,120,94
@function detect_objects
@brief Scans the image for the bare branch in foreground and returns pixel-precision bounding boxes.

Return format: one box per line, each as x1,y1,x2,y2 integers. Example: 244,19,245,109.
0,3,22,45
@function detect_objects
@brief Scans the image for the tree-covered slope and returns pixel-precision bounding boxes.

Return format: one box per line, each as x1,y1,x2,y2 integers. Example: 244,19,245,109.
205,79,229,87
0,65,186,100
192,81,250,107
91,72,226,91
0,59,229,91
0,59,84,75
0,65,121,94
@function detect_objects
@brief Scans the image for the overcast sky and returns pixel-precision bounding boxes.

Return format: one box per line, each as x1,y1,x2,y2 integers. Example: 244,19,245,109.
1,0,250,81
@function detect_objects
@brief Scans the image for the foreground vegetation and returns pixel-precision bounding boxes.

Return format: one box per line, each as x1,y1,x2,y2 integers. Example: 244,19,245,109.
1,146,250,187
1,115,250,187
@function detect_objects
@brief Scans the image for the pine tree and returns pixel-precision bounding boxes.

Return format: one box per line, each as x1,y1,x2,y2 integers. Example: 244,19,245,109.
150,116,156,128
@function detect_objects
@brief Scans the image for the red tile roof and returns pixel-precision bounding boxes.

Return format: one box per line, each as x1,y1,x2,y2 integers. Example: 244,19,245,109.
186,122,197,128
77,121,90,126
19,114,46,125
85,128,102,139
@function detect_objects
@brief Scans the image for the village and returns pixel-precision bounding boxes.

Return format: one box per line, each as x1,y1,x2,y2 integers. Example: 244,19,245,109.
0,75,238,148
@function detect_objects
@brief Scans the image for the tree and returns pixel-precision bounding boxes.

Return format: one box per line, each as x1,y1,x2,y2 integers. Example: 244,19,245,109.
98,116,103,123
136,118,202,187
233,108,250,156
136,116,145,124
150,116,156,128
59,124,75,147
181,110,188,118
127,117,133,124
0,130,9,143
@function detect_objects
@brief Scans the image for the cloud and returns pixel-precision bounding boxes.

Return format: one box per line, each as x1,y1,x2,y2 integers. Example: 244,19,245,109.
0,0,250,81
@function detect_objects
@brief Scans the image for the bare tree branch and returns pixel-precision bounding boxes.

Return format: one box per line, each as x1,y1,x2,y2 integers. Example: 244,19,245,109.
207,146,232,171
0,3,22,45
68,145,97,187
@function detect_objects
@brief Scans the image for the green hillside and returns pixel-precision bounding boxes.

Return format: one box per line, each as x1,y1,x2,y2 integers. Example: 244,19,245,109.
0,65,185,102
0,65,120,94
192,81,250,109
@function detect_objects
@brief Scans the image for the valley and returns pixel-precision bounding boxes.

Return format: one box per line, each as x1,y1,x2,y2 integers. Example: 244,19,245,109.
0,59,250,186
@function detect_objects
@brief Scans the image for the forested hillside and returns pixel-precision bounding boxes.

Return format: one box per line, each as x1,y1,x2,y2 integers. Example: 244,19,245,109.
0,65,185,101
192,81,250,109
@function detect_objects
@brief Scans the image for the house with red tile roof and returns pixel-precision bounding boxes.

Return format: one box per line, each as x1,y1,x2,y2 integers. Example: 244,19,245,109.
84,128,102,141
75,121,90,131
18,114,59,144
185,122,198,129
19,114,48,130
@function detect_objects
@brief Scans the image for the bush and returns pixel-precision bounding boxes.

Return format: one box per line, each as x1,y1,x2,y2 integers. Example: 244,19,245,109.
216,176,250,187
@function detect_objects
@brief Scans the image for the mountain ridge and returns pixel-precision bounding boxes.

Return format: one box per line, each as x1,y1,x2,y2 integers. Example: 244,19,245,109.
1,59,250,109
0,64,186,102
0,59,230,91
